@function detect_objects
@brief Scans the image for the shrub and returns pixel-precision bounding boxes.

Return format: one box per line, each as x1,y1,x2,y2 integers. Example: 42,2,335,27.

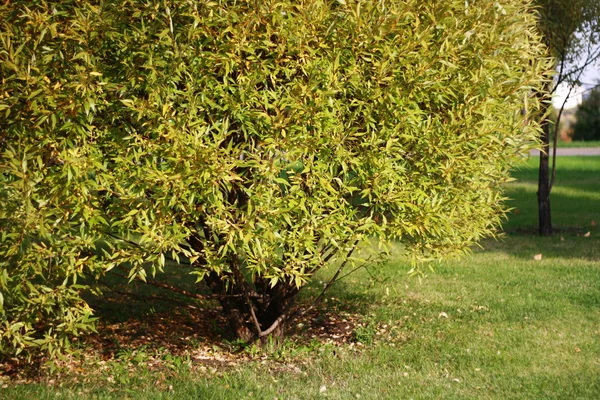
573,86,600,141
0,0,549,357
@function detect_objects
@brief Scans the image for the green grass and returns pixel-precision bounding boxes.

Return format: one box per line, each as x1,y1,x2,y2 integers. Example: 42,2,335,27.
505,156,600,233
557,140,600,148
2,158,599,399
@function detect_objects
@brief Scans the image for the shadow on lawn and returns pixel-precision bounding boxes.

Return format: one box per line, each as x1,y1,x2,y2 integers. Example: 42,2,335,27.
477,233,600,263
503,187,599,237
77,273,376,362
482,161,599,262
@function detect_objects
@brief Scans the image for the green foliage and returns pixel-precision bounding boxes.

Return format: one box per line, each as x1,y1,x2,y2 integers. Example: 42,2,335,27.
573,86,600,140
0,0,549,357
535,0,600,62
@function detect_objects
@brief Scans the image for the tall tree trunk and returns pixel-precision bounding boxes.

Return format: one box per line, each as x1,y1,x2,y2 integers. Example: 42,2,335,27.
537,118,553,236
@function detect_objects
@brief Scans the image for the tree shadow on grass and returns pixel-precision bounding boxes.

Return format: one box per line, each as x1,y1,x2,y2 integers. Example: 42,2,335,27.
504,188,599,235
77,268,379,362
479,232,600,263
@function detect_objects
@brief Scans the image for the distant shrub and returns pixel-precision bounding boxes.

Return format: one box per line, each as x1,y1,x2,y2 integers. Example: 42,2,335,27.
573,86,600,141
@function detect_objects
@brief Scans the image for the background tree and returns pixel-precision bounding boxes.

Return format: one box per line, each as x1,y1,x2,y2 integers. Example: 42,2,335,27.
534,0,600,235
0,0,549,358
573,85,600,140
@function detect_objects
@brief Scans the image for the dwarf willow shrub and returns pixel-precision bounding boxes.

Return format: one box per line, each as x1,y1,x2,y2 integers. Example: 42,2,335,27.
0,0,550,357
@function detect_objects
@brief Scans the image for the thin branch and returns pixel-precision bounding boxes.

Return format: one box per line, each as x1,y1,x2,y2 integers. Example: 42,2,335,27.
303,239,360,316
550,43,596,190
580,82,600,95
334,257,375,282
109,287,201,310
553,47,569,93
100,231,193,267
102,231,143,249
83,269,202,309
106,268,257,300
259,310,290,337
553,44,600,89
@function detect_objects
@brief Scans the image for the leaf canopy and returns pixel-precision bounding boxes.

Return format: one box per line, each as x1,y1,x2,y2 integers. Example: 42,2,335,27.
0,0,550,357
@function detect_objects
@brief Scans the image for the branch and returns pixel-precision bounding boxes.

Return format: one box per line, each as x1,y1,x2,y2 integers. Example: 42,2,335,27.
252,239,362,340
303,239,361,316
549,43,598,190
102,231,143,249
109,286,201,310
83,269,203,309
229,255,263,336
100,231,193,267
553,47,569,93
334,257,376,282
553,43,600,89
259,310,290,337
580,82,600,95
106,268,257,300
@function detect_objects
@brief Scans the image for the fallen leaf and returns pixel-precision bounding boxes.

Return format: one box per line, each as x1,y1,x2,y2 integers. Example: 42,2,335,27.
591,220,597,227
533,254,542,261
438,312,448,319
560,236,565,241
319,385,327,393
575,347,581,353
584,231,591,237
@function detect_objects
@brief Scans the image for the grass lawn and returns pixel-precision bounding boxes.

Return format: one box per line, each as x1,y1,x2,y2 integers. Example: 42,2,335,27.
505,156,600,233
557,140,600,148
2,157,599,399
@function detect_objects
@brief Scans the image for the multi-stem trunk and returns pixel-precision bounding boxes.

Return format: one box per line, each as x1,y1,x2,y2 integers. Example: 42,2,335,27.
187,217,300,344
203,272,299,345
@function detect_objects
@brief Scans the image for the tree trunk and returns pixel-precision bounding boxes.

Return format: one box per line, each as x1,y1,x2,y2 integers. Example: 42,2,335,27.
203,272,297,345
537,119,553,236
187,224,299,344
203,272,255,341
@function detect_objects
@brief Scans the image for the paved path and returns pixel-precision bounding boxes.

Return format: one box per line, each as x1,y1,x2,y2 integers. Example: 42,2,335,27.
529,147,600,156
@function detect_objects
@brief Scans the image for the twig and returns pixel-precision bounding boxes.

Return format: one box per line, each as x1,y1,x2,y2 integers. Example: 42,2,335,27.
334,257,374,282
100,231,193,267
303,238,360,317
109,287,200,310
84,269,201,309
549,42,597,191
106,269,258,300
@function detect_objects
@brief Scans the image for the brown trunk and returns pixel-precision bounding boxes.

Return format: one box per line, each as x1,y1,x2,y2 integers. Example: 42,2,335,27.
187,221,300,344
203,272,255,341
255,279,297,345
221,303,256,343
538,119,553,236
203,272,297,345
